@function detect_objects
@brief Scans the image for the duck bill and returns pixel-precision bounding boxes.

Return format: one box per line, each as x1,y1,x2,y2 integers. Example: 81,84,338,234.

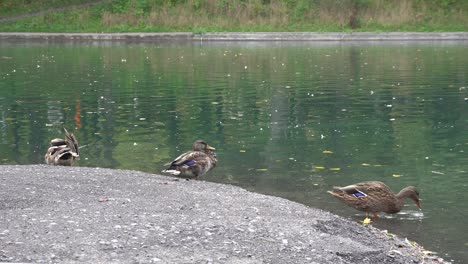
206,144,215,151
416,200,421,209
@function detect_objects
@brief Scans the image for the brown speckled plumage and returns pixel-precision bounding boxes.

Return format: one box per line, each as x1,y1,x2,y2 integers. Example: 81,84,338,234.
45,128,80,166
162,140,217,180
328,181,420,218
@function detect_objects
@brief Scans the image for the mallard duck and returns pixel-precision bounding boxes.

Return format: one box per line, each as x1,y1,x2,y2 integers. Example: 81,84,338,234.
45,128,80,166
328,181,421,218
162,140,217,180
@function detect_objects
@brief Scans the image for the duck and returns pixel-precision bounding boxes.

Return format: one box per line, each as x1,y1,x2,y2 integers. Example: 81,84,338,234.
328,181,421,218
162,140,217,180
44,128,80,166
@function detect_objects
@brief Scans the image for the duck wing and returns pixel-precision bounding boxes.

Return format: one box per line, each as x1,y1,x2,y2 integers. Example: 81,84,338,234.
167,151,207,167
64,128,79,156
337,181,391,196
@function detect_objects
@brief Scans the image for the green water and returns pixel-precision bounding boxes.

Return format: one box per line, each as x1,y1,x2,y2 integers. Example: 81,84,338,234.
0,40,467,262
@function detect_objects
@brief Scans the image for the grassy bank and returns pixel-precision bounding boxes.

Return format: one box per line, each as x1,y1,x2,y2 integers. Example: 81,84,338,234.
0,0,467,32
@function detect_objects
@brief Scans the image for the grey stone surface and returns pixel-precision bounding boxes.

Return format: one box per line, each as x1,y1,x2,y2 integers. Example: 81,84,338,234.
0,165,439,263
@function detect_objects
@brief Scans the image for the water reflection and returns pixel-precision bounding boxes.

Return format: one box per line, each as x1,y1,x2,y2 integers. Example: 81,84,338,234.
0,40,467,263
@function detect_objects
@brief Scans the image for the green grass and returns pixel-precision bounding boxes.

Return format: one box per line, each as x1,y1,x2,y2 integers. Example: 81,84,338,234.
0,0,97,17
0,0,467,33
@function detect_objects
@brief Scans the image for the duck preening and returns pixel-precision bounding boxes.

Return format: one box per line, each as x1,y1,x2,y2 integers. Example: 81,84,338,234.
45,128,80,166
328,181,421,219
162,140,217,180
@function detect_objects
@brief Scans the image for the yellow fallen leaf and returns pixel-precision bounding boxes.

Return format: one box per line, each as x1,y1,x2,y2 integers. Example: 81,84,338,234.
329,168,341,171
361,163,371,166
256,168,268,171
362,217,372,225
392,174,402,178
314,166,325,170
239,150,247,153
322,150,334,154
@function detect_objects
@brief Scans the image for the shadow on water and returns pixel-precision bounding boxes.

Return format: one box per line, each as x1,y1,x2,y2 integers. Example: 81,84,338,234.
0,40,467,263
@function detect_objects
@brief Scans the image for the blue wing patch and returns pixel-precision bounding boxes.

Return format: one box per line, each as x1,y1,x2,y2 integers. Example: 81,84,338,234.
184,160,197,166
353,190,367,198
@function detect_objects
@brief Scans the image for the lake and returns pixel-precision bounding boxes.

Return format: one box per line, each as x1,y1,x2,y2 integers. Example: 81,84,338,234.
0,40,467,263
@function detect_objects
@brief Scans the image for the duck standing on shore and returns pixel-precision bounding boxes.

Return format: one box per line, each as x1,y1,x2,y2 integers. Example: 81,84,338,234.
45,128,80,166
328,181,421,219
162,140,217,180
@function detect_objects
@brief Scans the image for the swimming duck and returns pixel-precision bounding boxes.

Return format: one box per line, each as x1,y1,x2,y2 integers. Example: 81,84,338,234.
45,128,80,166
328,181,420,218
162,140,217,180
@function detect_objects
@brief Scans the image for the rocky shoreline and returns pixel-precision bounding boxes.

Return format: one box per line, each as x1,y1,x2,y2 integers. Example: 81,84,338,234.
0,165,445,263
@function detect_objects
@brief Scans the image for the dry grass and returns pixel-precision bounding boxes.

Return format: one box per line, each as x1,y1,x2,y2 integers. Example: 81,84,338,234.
143,0,292,29
97,0,468,31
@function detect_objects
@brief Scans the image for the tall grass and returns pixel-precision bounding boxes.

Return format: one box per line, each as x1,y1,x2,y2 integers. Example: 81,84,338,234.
0,0,467,32
98,0,468,31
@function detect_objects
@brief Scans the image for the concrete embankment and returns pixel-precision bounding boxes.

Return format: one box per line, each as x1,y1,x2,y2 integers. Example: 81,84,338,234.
0,165,443,263
0,32,468,42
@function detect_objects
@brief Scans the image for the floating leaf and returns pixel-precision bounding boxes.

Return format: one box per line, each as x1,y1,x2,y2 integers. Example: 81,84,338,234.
329,168,341,171
256,168,268,171
322,150,333,154
314,166,325,170
361,163,371,166
392,174,402,178
239,150,247,153
154,121,165,127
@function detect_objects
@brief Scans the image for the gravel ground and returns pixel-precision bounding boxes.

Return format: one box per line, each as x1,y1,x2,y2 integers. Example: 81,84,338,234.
0,165,443,263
